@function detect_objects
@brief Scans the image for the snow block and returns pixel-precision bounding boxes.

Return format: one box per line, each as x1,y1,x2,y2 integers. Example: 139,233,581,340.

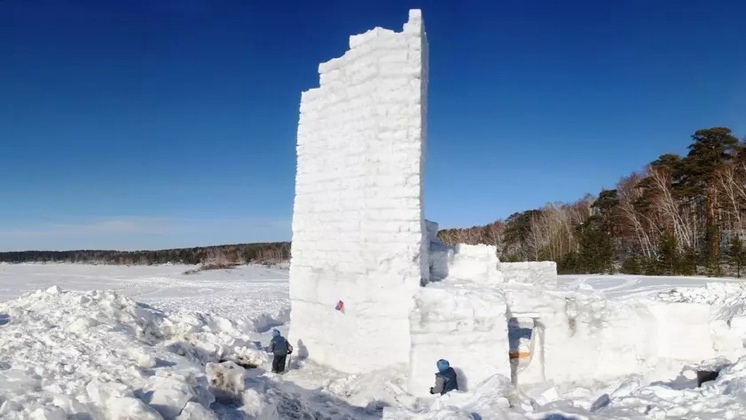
500,261,557,287
645,301,715,362
289,9,429,374
408,283,511,397
206,361,246,402
447,244,504,285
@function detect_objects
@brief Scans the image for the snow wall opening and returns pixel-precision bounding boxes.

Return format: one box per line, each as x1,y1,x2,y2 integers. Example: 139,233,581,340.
288,9,429,374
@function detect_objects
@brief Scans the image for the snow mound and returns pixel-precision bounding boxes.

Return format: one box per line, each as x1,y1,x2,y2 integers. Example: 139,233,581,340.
383,374,593,420
657,282,746,321
588,355,746,418
0,286,267,418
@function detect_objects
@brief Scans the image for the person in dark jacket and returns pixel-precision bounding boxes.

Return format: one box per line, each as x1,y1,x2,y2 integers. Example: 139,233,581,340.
269,329,293,373
429,359,459,395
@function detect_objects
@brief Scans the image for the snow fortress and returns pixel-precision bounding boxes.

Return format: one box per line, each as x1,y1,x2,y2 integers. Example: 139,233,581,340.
289,9,728,398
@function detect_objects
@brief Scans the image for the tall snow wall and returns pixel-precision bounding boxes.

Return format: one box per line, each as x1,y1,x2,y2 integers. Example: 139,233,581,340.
288,10,429,374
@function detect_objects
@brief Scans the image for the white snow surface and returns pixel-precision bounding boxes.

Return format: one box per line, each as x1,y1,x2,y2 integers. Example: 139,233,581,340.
3,264,746,418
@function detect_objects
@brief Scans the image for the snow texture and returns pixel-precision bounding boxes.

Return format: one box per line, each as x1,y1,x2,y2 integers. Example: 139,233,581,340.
289,9,429,374
656,282,746,360
500,261,558,287
505,284,716,387
0,284,269,419
409,280,511,397
4,264,746,418
445,244,504,284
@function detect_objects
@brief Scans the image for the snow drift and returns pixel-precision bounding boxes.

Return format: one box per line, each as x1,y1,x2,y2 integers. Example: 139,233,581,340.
0,285,267,419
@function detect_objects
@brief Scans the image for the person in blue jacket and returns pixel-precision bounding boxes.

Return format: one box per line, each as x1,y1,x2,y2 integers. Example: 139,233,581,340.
429,359,459,395
269,328,293,373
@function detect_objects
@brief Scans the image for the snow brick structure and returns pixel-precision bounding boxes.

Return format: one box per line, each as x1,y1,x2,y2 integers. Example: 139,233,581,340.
289,9,430,374
288,8,727,399
288,9,518,396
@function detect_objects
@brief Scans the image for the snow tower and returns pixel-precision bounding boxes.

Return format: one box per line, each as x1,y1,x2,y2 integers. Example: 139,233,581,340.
288,9,429,373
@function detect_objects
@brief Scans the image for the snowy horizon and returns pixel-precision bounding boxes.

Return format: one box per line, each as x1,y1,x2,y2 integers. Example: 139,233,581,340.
0,216,291,253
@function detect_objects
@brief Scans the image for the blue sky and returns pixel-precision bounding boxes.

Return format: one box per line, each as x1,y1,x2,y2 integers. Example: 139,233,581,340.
1,0,744,251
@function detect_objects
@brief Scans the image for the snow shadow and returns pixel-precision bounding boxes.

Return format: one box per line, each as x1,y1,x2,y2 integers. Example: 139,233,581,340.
252,309,290,333
213,366,388,419
155,358,177,368
295,339,309,361
452,367,469,392
0,314,9,326
508,318,532,352
166,341,217,366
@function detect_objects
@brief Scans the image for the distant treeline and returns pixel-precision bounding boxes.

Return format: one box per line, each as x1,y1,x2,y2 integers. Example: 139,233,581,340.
437,127,746,277
0,242,291,266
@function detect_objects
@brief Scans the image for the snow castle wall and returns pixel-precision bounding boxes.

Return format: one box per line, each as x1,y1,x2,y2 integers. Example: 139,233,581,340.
409,283,511,396
288,10,429,374
506,288,716,386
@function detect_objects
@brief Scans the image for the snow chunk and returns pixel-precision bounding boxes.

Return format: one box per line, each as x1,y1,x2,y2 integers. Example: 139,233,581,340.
45,285,62,295
176,402,218,420
0,287,265,418
446,244,504,284
206,361,246,402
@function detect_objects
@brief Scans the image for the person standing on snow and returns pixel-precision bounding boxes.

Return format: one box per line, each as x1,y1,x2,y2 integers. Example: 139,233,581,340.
429,359,459,395
268,328,293,373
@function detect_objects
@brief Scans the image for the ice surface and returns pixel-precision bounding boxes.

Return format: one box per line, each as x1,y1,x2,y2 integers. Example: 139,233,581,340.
289,9,429,374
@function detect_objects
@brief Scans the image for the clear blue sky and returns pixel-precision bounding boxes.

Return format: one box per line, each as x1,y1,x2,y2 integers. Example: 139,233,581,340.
1,0,744,251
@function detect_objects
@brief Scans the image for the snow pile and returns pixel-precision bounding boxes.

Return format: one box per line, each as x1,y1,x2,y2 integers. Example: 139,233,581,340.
384,373,601,420
205,361,246,402
384,352,746,419
0,285,268,419
408,280,510,397
585,356,746,418
656,282,746,360
656,281,746,321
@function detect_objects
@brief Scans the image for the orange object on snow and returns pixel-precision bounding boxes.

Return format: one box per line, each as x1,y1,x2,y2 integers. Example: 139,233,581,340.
509,351,531,360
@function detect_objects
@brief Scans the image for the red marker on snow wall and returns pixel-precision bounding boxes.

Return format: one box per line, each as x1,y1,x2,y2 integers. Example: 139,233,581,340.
335,300,344,312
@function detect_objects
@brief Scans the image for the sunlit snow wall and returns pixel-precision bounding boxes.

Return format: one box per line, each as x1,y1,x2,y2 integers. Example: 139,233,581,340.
288,10,429,373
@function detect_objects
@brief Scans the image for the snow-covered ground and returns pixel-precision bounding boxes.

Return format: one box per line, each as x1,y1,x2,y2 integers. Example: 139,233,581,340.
1,263,746,418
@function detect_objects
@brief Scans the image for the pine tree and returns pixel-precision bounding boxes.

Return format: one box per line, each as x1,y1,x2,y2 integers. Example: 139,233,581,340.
728,235,746,278
680,127,739,276
657,230,679,275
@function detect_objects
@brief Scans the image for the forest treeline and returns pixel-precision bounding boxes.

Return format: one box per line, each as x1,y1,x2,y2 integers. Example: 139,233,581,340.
437,127,746,277
0,242,290,266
